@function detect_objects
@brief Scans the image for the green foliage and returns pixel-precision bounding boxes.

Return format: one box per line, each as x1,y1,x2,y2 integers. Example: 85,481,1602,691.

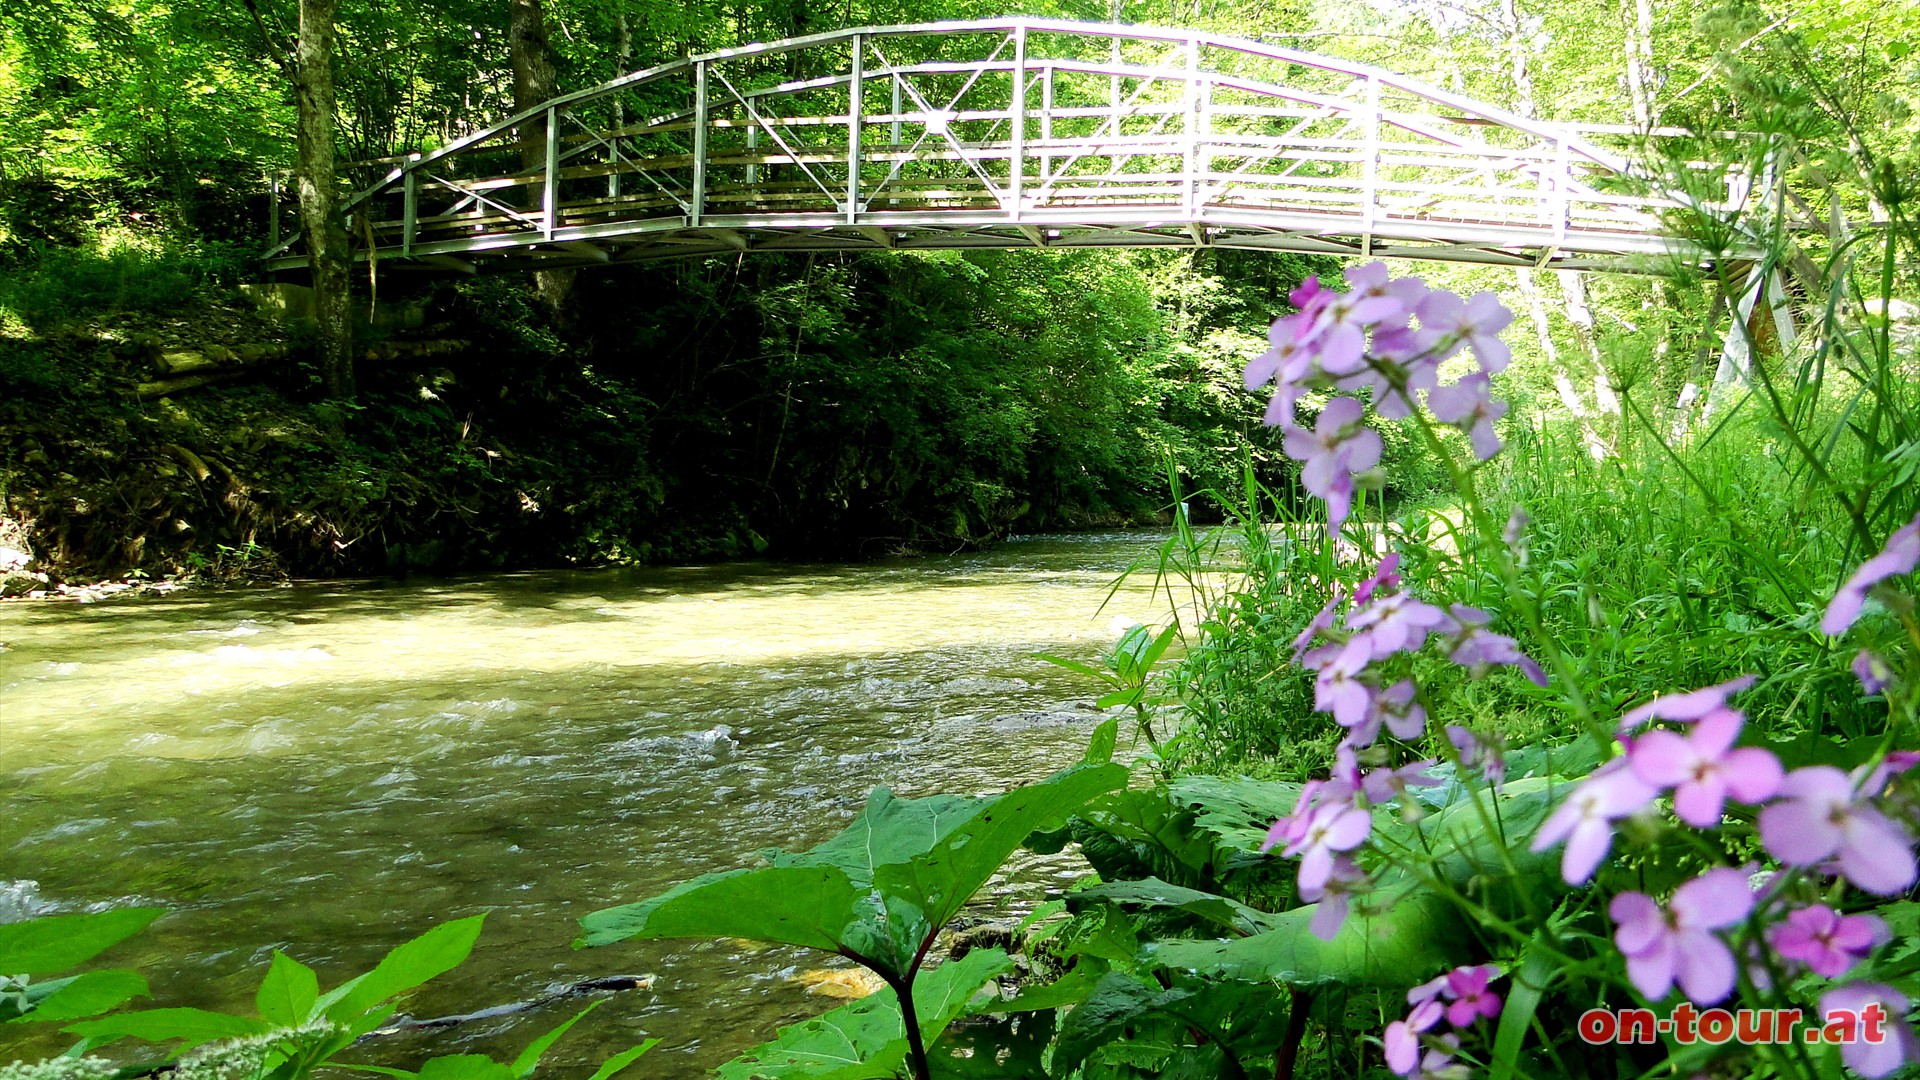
0,244,245,330
0,908,160,1025
580,764,1124,1079
67,916,487,1058
349,1002,656,1080
715,949,1010,1080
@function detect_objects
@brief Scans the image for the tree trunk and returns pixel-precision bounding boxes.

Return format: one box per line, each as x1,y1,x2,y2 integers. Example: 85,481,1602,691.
511,0,574,321
295,0,354,399
1620,0,1653,127
1498,0,1535,120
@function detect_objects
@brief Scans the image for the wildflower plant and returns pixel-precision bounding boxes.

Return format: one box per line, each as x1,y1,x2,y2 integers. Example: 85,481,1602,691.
1240,261,1920,1079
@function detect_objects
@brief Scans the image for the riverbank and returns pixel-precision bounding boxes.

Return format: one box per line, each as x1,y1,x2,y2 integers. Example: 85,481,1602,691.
0,249,1317,587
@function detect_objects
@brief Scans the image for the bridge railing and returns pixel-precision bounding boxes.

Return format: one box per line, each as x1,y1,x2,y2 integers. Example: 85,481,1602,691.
266,20,1782,273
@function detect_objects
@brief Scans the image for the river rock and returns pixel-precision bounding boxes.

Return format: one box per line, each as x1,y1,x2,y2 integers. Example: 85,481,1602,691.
0,570,44,597
0,545,29,571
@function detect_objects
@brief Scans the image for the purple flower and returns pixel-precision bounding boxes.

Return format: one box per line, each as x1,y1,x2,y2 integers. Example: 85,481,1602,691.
1443,965,1502,1026
1300,854,1367,940
1820,984,1920,1078
1335,744,1441,803
1384,999,1443,1075
1822,512,1920,635
1626,708,1783,826
1855,650,1894,695
1355,324,1442,419
1609,868,1755,1004
1408,973,1450,1006
1354,553,1402,605
1299,264,1411,376
1447,725,1506,789
1292,586,1344,664
1427,372,1509,461
1248,316,1316,427
1283,396,1382,529
1418,289,1515,372
1759,766,1917,895
1445,605,1548,686
1768,905,1888,978
1617,675,1756,733
1503,507,1528,554
1265,781,1372,900
1530,758,1658,884
1341,261,1425,329
1377,679,1428,743
1860,752,1920,802
1347,592,1452,661
1314,639,1377,729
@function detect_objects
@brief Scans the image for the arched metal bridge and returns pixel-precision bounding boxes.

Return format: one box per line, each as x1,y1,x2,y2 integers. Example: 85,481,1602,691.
266,19,1765,275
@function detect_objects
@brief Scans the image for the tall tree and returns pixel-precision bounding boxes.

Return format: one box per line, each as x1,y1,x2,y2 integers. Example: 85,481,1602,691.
510,0,573,320
294,0,355,399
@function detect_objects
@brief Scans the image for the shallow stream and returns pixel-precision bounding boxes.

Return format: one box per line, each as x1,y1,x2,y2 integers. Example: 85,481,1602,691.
0,532,1177,1076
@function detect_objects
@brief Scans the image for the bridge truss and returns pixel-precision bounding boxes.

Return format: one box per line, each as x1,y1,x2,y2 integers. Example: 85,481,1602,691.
266,19,1772,275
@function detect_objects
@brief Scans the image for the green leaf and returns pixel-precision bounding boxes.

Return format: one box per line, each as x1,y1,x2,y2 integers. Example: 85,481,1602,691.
1083,717,1119,765
1050,973,1195,1076
0,909,163,976
65,1007,272,1047
1489,937,1554,1080
580,765,1125,980
585,1039,660,1080
970,966,1101,1014
1033,653,1114,683
321,916,485,1021
1069,878,1279,937
1168,776,1303,853
1142,890,1466,988
510,1001,600,1077
715,949,1013,1080
576,865,867,955
416,1055,517,1080
256,952,320,1028
6,970,149,1024
1094,687,1142,709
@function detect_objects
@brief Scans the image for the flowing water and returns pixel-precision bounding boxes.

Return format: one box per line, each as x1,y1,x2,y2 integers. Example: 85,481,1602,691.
0,532,1181,1077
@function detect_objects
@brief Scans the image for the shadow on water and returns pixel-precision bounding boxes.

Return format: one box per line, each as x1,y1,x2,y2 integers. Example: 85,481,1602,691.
0,532,1178,1078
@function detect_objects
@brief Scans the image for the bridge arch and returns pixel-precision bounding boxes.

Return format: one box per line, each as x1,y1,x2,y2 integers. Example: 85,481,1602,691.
268,19,1755,275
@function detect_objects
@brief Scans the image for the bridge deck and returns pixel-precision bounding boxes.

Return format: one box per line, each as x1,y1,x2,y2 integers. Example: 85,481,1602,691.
268,19,1776,275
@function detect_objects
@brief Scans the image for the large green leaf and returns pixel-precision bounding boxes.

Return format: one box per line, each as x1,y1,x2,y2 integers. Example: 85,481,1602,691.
65,1006,272,1046
969,966,1102,1015
579,764,1125,979
1051,971,1279,1079
0,909,162,975
510,1002,600,1077
1167,777,1304,854
1379,776,1560,889
1142,890,1465,988
585,1040,660,1080
1052,973,1201,1077
1068,878,1279,937
714,949,1013,1080
1057,788,1253,895
320,916,485,1021
256,951,319,1028
577,865,866,956
2,970,149,1024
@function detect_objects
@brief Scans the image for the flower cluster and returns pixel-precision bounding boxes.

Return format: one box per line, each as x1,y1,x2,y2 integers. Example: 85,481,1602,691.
1522,518,1920,1075
1263,550,1548,939
1241,265,1920,1079
1384,965,1504,1078
1247,262,1514,530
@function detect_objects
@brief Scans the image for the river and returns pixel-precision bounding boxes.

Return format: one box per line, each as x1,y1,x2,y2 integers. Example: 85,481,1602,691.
0,531,1181,1077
